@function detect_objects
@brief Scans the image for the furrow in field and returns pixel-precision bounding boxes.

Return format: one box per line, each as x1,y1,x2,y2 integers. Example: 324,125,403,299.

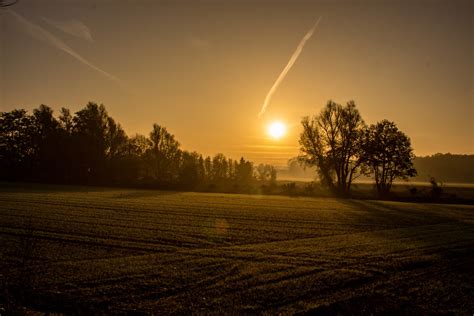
0,210,368,241
3,194,461,229
0,226,191,252
1,187,473,313
0,197,375,226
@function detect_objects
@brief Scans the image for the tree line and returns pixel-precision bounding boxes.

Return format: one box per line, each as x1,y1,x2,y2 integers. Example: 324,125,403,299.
1,100,418,197
0,102,277,191
299,100,417,196
412,153,474,184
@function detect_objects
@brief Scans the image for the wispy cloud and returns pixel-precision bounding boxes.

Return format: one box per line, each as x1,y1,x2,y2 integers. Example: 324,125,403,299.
258,17,322,118
7,9,123,87
43,17,93,42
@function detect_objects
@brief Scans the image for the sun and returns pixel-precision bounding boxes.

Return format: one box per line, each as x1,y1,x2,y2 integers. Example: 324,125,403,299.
268,121,286,139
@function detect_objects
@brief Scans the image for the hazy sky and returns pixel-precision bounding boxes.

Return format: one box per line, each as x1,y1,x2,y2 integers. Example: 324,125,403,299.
1,0,472,166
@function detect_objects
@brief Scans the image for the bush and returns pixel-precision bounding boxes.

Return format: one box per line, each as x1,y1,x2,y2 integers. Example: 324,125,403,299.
429,177,443,200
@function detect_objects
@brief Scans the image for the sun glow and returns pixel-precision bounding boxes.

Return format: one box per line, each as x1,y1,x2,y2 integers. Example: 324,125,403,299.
268,121,286,139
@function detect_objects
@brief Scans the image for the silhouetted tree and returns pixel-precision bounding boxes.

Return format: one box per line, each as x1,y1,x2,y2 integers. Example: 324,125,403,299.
235,157,254,184
227,158,235,180
197,155,206,181
128,134,151,157
58,107,73,134
299,100,365,195
204,156,212,180
146,124,181,184
73,102,109,183
211,153,228,183
178,151,202,188
256,163,277,186
1,102,277,192
269,167,277,186
362,120,417,196
106,117,128,160
121,134,150,183
105,117,128,183
31,105,62,181
55,107,77,182
0,109,35,180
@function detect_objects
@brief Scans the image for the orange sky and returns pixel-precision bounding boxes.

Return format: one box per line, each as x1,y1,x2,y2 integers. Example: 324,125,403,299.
1,0,472,166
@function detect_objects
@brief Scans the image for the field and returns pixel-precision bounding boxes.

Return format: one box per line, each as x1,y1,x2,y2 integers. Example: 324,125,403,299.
1,183,473,314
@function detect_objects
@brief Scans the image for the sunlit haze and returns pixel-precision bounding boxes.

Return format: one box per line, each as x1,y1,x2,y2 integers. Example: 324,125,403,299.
1,0,472,167
1,1,474,313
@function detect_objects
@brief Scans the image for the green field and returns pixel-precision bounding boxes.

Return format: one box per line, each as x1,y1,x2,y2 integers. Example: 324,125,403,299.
1,184,473,314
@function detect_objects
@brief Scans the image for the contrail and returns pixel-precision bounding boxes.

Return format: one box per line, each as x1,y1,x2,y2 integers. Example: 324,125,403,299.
43,17,93,42
7,9,124,87
258,17,322,118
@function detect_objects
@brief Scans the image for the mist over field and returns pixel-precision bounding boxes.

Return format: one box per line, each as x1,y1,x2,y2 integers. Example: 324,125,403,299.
281,154,474,184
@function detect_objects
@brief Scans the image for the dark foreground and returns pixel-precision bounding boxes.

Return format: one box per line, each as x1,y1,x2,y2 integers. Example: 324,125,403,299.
0,184,473,314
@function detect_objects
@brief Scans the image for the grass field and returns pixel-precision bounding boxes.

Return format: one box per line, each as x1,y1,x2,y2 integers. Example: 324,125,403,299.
1,183,473,314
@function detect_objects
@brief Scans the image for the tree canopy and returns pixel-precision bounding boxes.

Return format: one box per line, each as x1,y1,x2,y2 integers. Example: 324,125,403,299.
299,100,366,195
0,103,274,192
299,101,417,195
362,120,417,196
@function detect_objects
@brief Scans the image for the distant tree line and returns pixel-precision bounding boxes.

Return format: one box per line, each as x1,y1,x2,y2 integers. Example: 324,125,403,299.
286,153,474,185
299,100,417,196
412,153,474,184
0,102,277,192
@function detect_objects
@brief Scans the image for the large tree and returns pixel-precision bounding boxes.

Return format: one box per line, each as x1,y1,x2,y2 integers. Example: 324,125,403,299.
178,151,202,188
0,109,36,180
362,120,417,196
234,157,254,184
147,124,181,184
73,102,110,182
211,153,228,183
105,117,129,183
299,100,365,194
31,105,61,181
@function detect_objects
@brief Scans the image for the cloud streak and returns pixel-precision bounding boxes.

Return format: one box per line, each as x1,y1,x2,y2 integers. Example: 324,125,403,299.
43,17,93,42
258,17,322,118
7,10,123,87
